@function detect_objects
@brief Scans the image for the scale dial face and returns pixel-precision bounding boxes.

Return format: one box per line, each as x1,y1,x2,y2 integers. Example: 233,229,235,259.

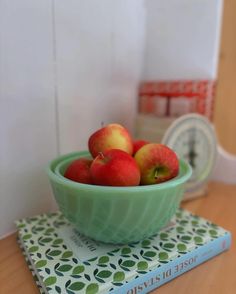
162,114,217,192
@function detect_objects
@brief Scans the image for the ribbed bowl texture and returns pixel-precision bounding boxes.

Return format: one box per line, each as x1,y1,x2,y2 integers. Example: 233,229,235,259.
47,151,192,244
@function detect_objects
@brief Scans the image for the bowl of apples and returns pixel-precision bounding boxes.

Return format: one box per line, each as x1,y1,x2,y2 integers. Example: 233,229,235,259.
47,124,192,244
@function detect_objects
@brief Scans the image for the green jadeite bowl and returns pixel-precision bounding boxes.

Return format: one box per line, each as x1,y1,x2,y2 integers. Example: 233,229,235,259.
47,151,192,244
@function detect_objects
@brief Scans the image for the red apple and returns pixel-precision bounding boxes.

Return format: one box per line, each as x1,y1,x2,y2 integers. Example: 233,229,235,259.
133,139,149,155
134,143,179,185
88,123,133,158
64,158,93,184
90,149,141,186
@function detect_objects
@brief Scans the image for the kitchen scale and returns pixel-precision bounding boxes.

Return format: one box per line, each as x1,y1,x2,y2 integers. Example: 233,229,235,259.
162,113,218,200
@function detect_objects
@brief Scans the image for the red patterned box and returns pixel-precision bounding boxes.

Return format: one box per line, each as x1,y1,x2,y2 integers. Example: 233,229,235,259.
138,80,216,120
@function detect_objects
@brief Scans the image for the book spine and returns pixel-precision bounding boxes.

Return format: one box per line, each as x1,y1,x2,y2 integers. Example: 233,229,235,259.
18,235,48,294
112,233,231,294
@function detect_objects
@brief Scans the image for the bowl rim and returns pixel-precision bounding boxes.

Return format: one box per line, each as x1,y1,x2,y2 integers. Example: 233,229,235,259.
47,151,192,192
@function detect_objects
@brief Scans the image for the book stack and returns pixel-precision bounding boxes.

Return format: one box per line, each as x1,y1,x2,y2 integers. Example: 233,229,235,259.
16,208,231,294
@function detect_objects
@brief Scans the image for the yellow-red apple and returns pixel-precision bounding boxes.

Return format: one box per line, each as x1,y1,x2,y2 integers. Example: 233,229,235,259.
88,123,133,158
133,139,149,155
90,149,140,186
64,158,93,184
134,143,179,185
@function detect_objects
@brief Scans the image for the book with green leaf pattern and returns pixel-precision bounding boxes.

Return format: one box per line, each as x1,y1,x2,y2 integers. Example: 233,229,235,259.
16,208,231,294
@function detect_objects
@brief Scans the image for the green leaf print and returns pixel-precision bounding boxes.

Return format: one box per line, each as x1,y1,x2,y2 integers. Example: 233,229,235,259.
44,228,55,235
57,265,73,272
62,251,73,259
69,282,85,291
35,260,47,268
163,243,175,250
143,251,156,258
177,243,187,252
55,285,61,293
121,260,135,267
160,233,169,240
137,261,148,271
175,211,182,218
98,256,109,264
158,252,169,261
191,220,199,226
40,237,53,243
72,265,85,275
96,270,112,279
209,229,218,237
32,226,45,233
17,223,26,229
180,220,188,225
48,250,61,256
87,257,98,262
86,283,99,294
210,223,218,229
141,240,151,247
196,229,207,235
176,226,185,233
52,239,63,246
194,236,203,245
44,276,57,286
22,234,32,240
121,247,131,255
38,218,47,224
113,271,125,282
180,235,192,242
28,246,39,253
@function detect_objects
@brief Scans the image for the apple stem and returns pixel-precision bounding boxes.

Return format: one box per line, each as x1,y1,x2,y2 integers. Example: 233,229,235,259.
154,169,159,179
98,151,105,159
101,121,105,128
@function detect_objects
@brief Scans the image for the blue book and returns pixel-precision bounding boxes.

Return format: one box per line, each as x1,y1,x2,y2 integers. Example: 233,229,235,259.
16,208,231,294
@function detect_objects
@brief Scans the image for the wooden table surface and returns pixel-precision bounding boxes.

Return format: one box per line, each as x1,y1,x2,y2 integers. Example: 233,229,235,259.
0,181,235,294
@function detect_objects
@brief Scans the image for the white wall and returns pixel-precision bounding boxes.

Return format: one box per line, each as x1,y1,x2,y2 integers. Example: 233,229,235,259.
0,0,145,238
54,0,145,153
143,0,223,80
0,0,57,238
